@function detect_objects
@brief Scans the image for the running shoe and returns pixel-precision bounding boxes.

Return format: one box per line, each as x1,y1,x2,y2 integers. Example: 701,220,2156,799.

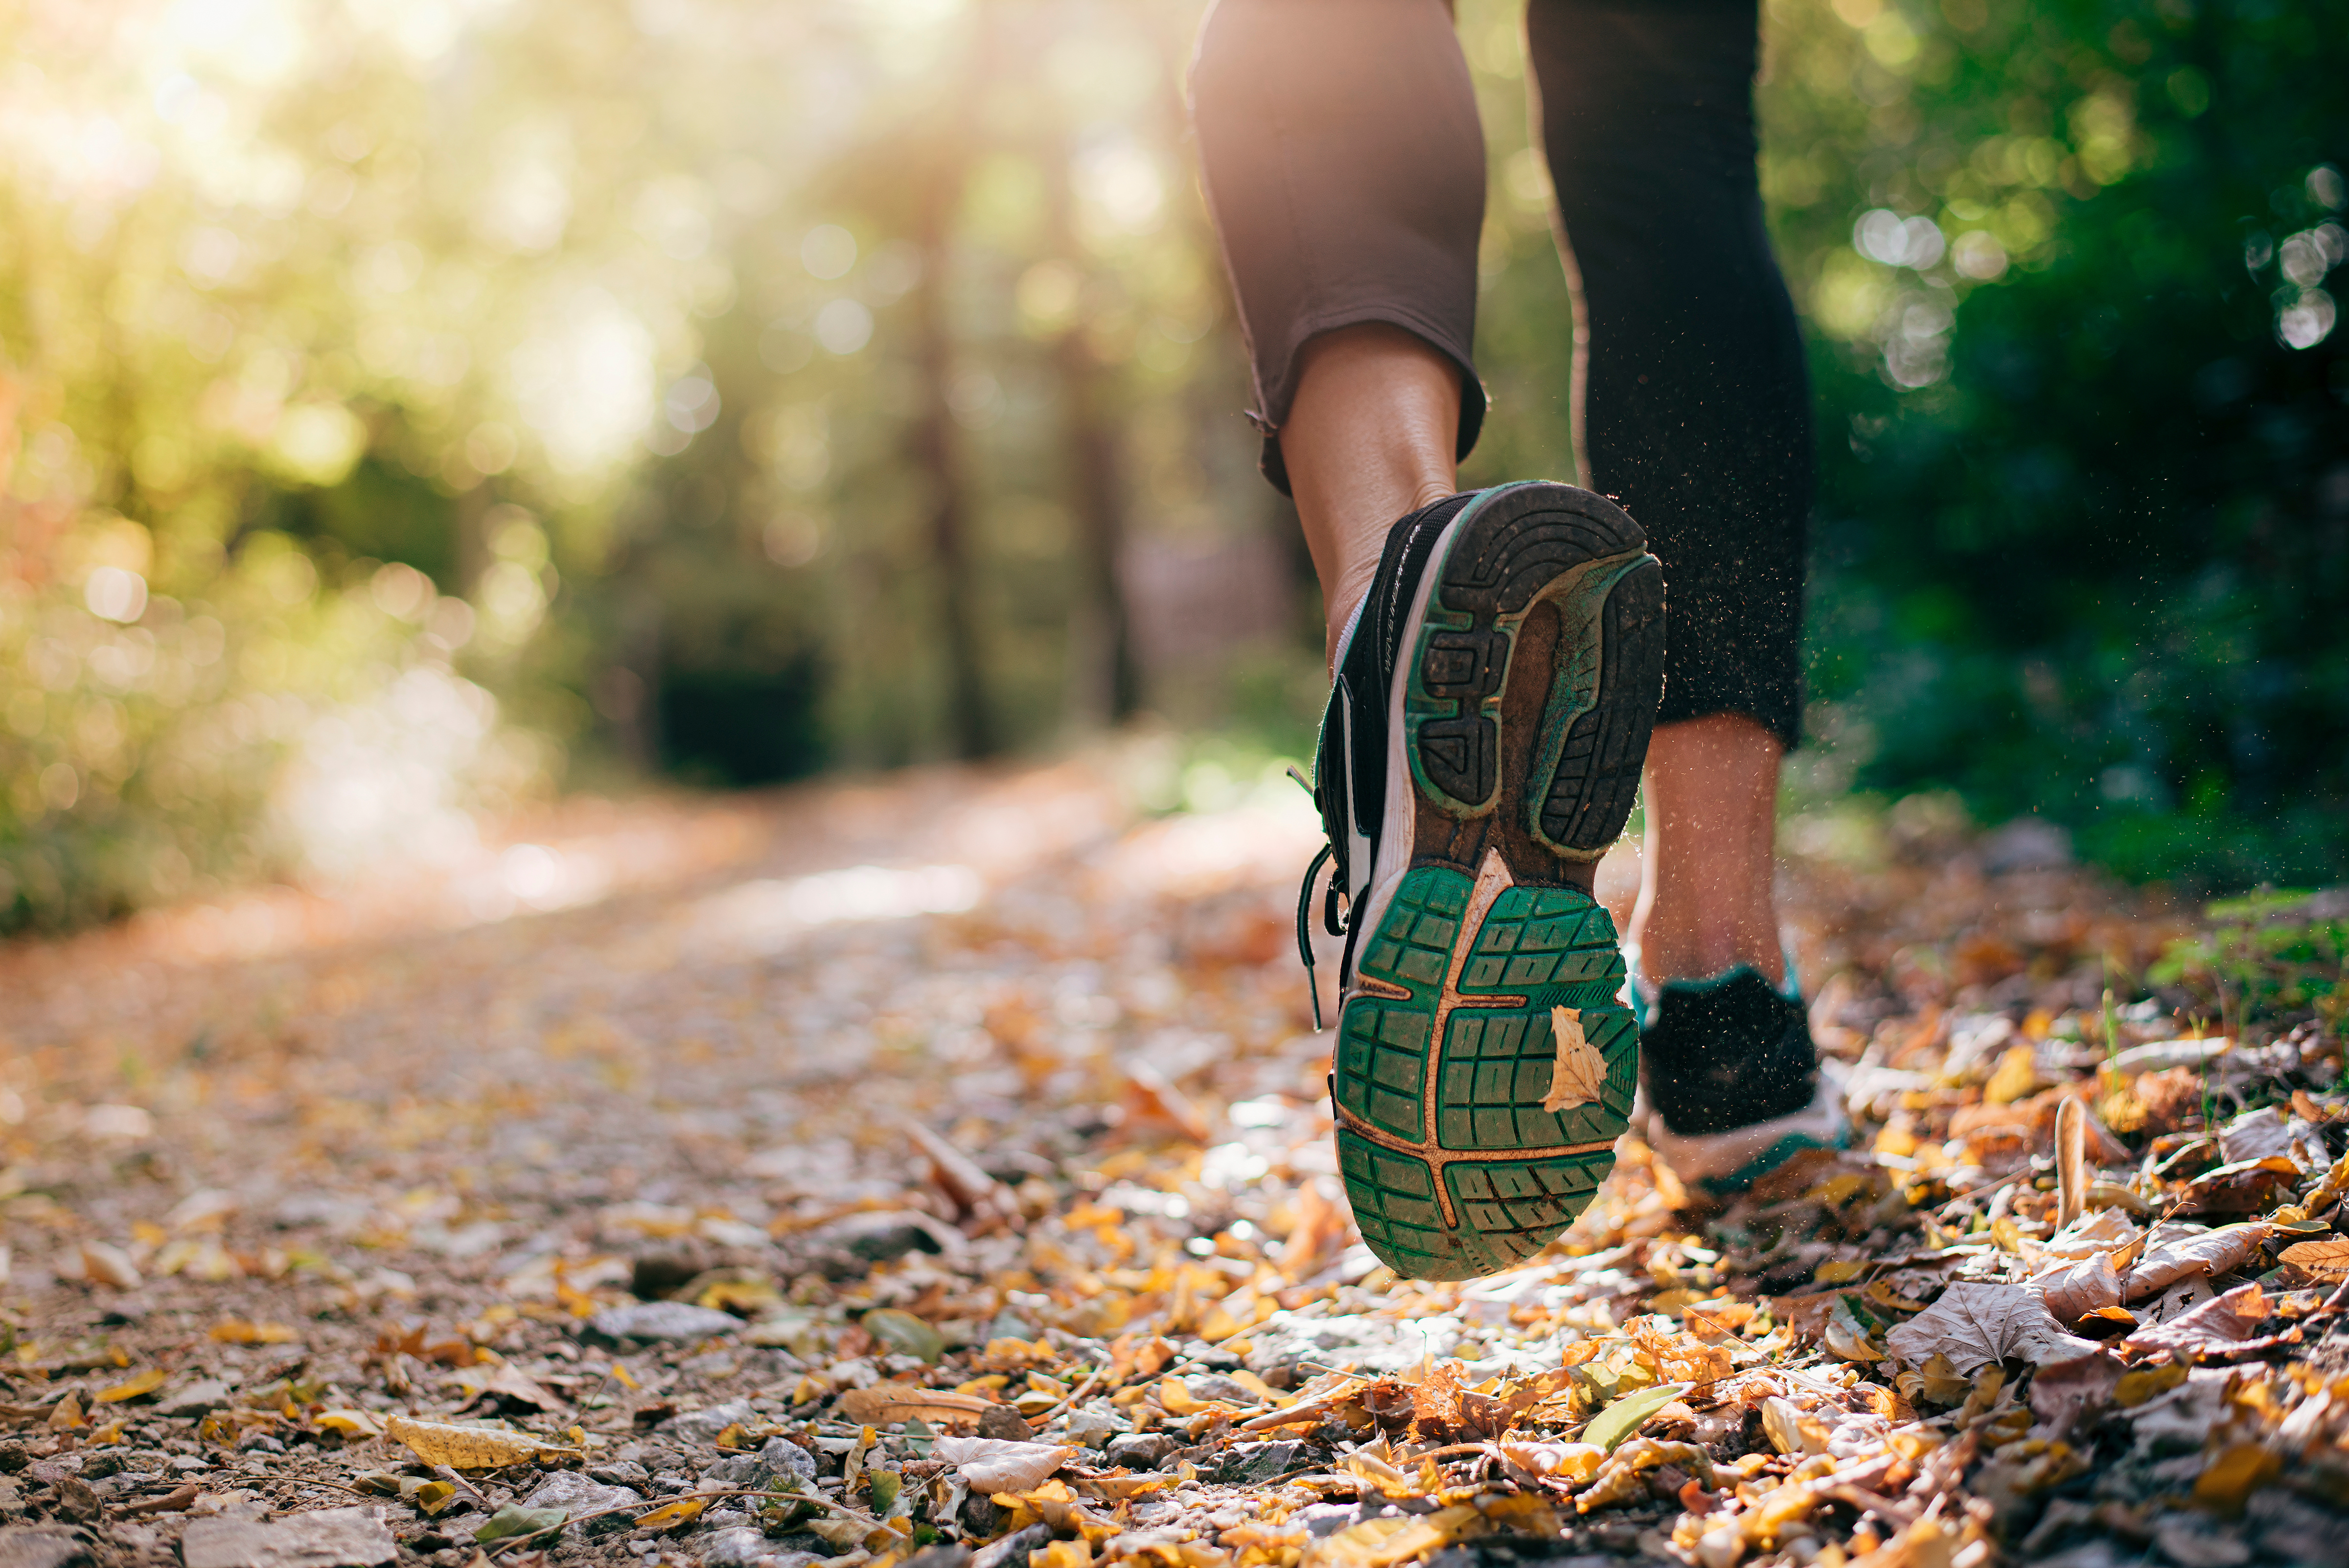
1632,967,1849,1197
1296,481,1665,1280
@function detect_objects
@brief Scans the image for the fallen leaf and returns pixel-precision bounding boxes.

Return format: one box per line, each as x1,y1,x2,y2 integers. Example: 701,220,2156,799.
449,1362,567,1414
1984,1045,2041,1105
1824,1296,1888,1363
1760,1398,1827,1455
2278,1238,2349,1281
2218,1106,2326,1171
1494,1440,1604,1480
633,1497,708,1531
2122,1223,2270,1302
2038,1207,2141,1260
1883,1282,2098,1373
210,1319,298,1345
2192,1443,2281,1516
836,1385,990,1428
121,1484,201,1516
2026,1353,2121,1439
315,1409,388,1439
94,1367,167,1404
930,1436,1075,1493
1581,1382,1688,1453
474,1504,568,1543
861,1308,946,1362
2113,1363,2188,1407
1540,1007,1607,1113
47,1392,86,1430
384,1415,580,1469
2029,1253,2121,1325
2123,1283,2269,1356
2054,1097,2087,1229
1302,1504,1480,1568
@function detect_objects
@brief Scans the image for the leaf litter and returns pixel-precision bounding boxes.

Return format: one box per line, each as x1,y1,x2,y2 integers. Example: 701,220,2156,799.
0,759,2346,1568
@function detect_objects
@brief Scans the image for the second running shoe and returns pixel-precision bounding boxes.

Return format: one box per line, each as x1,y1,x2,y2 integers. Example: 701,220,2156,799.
1301,481,1665,1281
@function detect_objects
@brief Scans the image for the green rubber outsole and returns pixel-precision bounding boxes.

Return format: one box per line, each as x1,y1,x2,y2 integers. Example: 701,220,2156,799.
1334,865,1636,1281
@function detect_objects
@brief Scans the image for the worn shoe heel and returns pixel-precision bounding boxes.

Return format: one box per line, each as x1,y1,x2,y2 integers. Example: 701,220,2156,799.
1332,482,1664,1281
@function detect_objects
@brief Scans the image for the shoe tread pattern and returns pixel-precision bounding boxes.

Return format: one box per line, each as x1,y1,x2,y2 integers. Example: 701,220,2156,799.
1335,866,1635,1281
1539,555,1664,853
1405,484,1660,844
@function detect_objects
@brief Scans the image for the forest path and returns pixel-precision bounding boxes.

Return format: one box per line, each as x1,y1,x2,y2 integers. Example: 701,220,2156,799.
2,752,2326,1568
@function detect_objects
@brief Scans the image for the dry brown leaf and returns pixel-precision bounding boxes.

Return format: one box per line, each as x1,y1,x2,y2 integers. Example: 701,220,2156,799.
2123,1283,2269,1356
1541,1007,1607,1113
2054,1097,2087,1229
2029,1253,2121,1325
383,1415,579,1469
2279,1237,2349,1281
930,1436,1075,1493
450,1362,568,1413
1883,1282,2098,1373
2025,1352,2122,1440
2122,1223,2270,1302
836,1385,991,1428
2039,1208,2141,1260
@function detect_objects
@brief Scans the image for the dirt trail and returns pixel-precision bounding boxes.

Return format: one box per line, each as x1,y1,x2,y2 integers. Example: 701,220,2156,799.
0,755,2339,1568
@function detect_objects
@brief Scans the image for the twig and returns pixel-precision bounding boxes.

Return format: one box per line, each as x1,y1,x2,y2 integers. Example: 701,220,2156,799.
1032,1364,1104,1426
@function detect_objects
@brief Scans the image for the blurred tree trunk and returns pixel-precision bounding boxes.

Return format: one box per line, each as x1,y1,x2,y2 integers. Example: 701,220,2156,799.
908,187,993,761
904,35,995,761
1046,134,1142,731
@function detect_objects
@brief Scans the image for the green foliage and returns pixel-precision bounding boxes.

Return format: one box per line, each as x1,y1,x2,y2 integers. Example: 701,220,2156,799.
2150,889,2349,1036
6,0,2345,936
1763,0,2349,884
1461,0,2349,885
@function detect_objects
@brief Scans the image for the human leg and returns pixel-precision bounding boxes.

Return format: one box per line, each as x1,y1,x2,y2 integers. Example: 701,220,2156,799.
1194,0,1667,1276
1283,324,1463,668
1526,0,1836,1187
1632,714,1786,988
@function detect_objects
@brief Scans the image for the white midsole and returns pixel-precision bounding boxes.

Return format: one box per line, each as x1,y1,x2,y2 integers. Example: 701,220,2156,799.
1341,497,1481,997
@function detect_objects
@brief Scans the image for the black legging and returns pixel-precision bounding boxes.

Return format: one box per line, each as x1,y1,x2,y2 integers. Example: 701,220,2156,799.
1190,0,1811,749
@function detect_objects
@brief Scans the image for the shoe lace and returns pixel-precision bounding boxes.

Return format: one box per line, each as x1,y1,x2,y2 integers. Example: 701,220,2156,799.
1289,765,1349,1031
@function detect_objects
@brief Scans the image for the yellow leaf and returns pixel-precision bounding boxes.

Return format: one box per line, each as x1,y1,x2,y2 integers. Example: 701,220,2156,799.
47,1392,86,1430
1815,1260,1866,1284
610,1362,639,1390
2113,1363,2188,1408
384,1415,580,1470
1984,1045,2040,1106
95,1368,167,1404
1157,1378,1205,1417
210,1319,297,1345
415,1481,458,1516
2193,1444,2281,1515
1541,1008,1608,1113
315,1409,388,1439
1032,1542,1093,1568
87,1422,124,1446
1302,1506,1479,1568
636,1497,709,1531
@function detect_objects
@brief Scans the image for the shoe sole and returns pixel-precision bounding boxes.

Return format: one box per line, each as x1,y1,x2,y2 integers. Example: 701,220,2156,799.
1334,483,1663,1281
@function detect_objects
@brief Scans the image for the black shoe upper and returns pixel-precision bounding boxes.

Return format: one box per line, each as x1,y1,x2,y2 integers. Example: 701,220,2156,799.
1638,968,1821,1135
1296,494,1477,1005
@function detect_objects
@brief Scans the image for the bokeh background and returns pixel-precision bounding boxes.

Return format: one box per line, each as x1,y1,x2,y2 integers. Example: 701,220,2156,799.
1,0,2344,934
